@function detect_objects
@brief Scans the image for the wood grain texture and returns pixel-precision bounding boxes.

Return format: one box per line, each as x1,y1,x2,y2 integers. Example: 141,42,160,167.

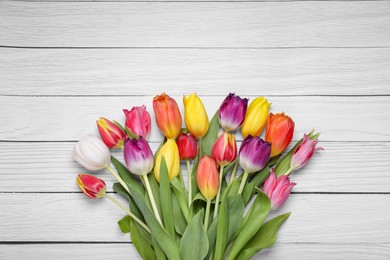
0,142,388,192
1,1,389,47
1,243,389,260
0,193,389,243
1,96,389,141
2,48,389,96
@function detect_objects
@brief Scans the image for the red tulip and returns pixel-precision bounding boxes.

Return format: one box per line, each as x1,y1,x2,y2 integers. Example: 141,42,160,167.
176,133,197,161
123,106,151,138
196,156,220,200
265,113,295,157
153,93,182,139
76,174,106,199
262,169,296,209
212,132,237,166
96,117,126,148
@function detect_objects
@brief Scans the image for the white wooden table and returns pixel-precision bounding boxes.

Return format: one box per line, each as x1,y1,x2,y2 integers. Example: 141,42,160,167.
1,0,390,259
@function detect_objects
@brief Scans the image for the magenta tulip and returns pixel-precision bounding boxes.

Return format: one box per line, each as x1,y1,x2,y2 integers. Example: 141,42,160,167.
124,137,154,176
263,169,296,209
123,106,151,138
218,93,248,132
239,136,271,174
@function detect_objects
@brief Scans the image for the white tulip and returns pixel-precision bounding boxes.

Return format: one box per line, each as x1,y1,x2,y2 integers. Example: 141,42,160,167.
72,135,111,171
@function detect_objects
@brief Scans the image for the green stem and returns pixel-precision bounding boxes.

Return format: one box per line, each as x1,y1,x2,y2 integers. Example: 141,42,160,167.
213,165,224,219
228,161,239,186
284,167,293,176
104,194,150,233
141,174,163,225
238,171,249,195
187,160,192,208
204,199,211,231
198,138,203,158
105,165,129,194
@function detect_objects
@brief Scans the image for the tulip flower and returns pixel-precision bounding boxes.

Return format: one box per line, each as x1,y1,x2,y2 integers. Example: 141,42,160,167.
96,117,126,149
262,169,296,209
183,93,209,138
238,136,271,194
177,133,197,161
265,112,295,157
76,173,107,199
241,97,271,138
218,93,248,132
123,106,151,138
124,137,154,176
196,156,220,230
212,132,237,167
154,139,180,182
153,93,182,139
286,134,323,174
72,135,111,171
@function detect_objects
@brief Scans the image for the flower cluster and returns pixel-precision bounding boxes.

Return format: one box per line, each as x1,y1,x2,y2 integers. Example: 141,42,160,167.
72,92,322,260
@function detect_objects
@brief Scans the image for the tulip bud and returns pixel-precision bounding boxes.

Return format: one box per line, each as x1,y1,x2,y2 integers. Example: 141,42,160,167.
183,93,209,138
96,117,126,149
241,97,271,137
124,137,154,176
262,169,296,209
218,93,248,132
72,135,111,171
153,93,182,139
265,113,295,157
176,133,197,161
239,136,271,174
123,106,151,138
211,132,237,166
290,134,323,171
76,174,107,199
154,139,180,181
196,156,220,200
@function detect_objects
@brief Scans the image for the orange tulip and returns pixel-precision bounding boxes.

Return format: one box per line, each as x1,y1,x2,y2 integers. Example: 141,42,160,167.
196,156,220,200
153,93,182,139
265,113,295,157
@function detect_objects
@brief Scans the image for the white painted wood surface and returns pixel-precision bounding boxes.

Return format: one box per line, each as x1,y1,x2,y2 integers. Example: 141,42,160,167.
1,0,389,259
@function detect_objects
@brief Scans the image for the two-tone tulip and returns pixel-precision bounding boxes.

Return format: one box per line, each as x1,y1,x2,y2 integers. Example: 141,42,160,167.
241,97,271,137
72,135,111,171
124,137,154,176
212,132,237,167
123,106,151,138
265,113,294,157
218,93,248,132
238,136,271,174
177,133,197,161
262,169,296,209
153,93,182,139
289,134,323,172
183,93,209,138
154,139,180,181
76,174,107,199
196,156,220,200
96,117,126,149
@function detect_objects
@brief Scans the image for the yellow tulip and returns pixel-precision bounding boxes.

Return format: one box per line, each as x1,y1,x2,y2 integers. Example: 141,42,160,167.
241,97,271,137
183,93,209,138
154,139,180,181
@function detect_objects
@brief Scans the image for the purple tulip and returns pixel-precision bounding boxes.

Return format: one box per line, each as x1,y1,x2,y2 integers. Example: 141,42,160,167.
124,137,154,176
263,169,296,209
218,93,248,132
238,136,271,174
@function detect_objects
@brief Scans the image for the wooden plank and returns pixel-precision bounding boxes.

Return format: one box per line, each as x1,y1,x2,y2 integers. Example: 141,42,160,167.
1,1,389,47
0,193,388,242
1,243,389,260
1,48,389,96
0,142,388,192
0,96,389,141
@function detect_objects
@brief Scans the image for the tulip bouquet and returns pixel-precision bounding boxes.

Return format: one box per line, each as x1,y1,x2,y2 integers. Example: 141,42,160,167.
72,93,322,260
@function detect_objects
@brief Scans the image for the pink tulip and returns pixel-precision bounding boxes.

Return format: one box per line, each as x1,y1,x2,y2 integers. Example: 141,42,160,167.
263,169,296,209
290,134,323,171
76,174,106,199
123,106,151,138
97,117,126,149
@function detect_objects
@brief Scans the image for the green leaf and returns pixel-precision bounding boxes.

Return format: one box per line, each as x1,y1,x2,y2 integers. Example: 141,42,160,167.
111,156,145,195
180,210,209,260
213,197,228,260
113,120,126,134
152,236,167,260
237,212,291,260
148,173,162,215
201,111,220,156
159,157,175,237
226,191,271,260
242,166,270,205
206,218,218,258
172,191,187,235
171,177,190,222
226,195,245,243
130,217,157,260
117,215,131,233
